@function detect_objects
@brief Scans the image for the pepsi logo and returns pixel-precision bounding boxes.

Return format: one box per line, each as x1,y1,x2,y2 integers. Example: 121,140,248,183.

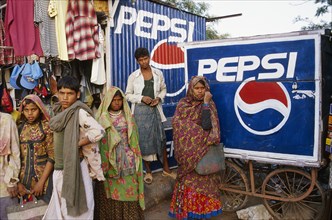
150,39,185,69
234,77,291,135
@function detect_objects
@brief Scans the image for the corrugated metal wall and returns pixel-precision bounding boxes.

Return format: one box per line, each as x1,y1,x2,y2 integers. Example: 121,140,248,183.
109,0,206,116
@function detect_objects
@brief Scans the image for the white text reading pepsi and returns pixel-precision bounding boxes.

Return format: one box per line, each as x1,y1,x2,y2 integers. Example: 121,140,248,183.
197,52,298,82
114,5,195,42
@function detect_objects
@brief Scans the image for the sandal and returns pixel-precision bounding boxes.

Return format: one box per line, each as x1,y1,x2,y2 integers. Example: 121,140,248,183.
144,173,153,184
162,171,177,179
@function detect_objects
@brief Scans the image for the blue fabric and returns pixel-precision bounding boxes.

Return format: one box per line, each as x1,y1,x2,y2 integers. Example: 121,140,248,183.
168,209,222,219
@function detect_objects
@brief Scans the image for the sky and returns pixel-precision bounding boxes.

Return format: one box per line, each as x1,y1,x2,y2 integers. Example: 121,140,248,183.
196,0,331,37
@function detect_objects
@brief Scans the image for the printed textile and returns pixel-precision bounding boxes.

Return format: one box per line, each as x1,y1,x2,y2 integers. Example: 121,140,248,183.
95,86,145,210
170,76,222,219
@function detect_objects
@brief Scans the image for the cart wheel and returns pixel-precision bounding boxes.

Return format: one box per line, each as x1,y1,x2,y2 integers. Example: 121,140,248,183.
220,160,249,211
262,168,325,220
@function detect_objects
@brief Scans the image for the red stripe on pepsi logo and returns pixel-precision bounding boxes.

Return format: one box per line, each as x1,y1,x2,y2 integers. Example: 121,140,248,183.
151,42,184,65
239,81,288,107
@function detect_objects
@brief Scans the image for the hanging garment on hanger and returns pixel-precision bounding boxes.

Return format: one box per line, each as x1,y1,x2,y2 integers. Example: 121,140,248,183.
66,0,100,60
35,0,58,57
4,0,43,56
91,24,106,85
48,0,69,61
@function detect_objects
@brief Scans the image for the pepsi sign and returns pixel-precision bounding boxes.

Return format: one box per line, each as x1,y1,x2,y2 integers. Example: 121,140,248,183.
109,0,206,117
183,31,323,167
108,0,206,172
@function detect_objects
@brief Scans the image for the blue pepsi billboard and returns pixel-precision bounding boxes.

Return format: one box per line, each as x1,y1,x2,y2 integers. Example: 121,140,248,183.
183,32,323,166
109,0,206,117
108,0,206,171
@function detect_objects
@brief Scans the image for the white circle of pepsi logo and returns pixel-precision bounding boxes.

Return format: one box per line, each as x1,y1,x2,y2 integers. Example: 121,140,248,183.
234,77,291,135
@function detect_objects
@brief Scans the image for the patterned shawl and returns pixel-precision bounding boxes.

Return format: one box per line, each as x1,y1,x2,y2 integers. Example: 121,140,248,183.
95,86,144,209
172,76,220,180
19,94,50,121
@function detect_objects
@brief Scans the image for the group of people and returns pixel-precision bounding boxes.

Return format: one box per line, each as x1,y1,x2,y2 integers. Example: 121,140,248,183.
0,47,223,220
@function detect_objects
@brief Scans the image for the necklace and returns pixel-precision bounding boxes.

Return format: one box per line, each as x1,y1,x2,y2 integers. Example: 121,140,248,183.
109,110,122,117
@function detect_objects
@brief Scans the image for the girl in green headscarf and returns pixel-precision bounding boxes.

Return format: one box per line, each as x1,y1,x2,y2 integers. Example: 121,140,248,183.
94,86,145,220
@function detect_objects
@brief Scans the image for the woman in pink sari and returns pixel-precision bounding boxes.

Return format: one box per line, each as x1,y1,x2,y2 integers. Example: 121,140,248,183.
169,76,222,219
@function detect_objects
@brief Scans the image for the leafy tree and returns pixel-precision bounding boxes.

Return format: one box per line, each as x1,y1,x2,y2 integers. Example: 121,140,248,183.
295,0,331,30
159,0,227,39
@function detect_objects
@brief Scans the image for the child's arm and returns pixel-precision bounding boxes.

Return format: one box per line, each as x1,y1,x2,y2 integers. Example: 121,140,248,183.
78,136,91,147
31,161,53,196
32,123,54,196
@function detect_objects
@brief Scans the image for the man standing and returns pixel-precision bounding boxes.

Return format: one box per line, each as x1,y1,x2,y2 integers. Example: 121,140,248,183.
43,76,104,219
126,47,176,184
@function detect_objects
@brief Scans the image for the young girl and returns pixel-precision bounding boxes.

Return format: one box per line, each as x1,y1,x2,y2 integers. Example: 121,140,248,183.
17,94,54,203
94,87,145,220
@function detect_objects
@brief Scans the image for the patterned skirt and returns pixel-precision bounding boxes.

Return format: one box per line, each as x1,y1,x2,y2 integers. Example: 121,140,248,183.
134,104,165,157
169,182,222,220
94,181,144,220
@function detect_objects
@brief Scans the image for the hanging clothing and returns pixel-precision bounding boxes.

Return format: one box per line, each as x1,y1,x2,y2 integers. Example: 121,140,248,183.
65,0,100,60
91,24,106,85
34,0,58,57
4,0,43,56
48,0,69,61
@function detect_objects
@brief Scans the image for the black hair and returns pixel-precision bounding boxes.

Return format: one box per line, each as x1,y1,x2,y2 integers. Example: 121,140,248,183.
22,99,35,106
57,75,80,93
107,90,124,111
134,47,150,60
197,80,206,87
114,90,123,98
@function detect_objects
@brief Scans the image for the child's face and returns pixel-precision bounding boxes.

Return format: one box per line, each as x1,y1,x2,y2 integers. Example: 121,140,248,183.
23,103,41,124
58,87,79,110
109,95,123,112
193,81,206,100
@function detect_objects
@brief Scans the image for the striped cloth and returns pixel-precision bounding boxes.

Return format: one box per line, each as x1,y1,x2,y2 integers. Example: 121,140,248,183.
65,0,100,60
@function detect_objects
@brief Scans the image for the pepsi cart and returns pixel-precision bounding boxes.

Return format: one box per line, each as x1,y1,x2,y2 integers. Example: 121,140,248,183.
181,29,332,219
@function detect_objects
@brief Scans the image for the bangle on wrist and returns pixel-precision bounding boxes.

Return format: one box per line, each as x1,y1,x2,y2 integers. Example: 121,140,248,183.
202,103,209,107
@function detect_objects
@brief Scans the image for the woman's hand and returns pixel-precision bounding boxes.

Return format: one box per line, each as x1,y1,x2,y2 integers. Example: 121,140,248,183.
204,91,212,104
31,181,44,197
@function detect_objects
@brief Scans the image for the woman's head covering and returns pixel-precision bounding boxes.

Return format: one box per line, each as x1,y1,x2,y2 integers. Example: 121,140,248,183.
172,75,220,179
19,94,50,121
186,76,210,101
95,86,132,129
95,86,145,210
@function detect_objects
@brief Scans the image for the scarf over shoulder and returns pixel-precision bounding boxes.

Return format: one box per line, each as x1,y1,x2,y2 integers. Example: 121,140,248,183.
172,76,220,180
50,101,93,216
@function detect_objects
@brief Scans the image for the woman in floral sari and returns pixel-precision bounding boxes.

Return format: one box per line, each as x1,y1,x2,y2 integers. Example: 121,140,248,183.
94,86,145,220
169,76,222,219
